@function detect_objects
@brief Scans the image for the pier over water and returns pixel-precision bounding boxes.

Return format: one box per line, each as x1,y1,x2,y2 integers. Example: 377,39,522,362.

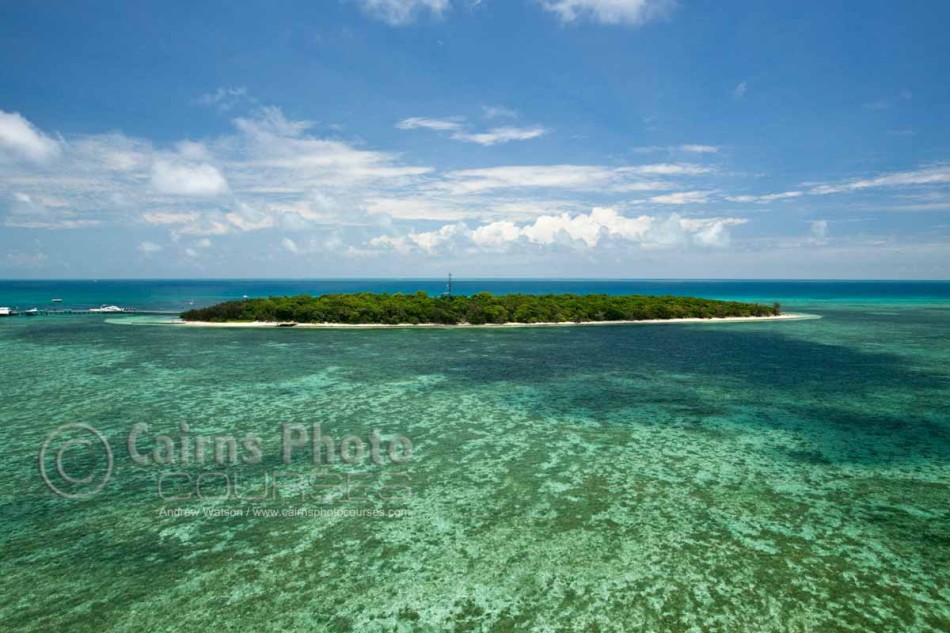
0,309,179,317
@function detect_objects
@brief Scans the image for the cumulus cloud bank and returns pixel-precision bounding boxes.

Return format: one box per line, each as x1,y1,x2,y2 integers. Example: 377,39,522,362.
370,207,745,253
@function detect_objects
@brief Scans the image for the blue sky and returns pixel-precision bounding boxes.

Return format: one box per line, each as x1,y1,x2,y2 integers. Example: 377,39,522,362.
1,0,948,279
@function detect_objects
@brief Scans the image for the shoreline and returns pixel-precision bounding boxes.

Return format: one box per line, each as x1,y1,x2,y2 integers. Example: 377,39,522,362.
154,313,817,329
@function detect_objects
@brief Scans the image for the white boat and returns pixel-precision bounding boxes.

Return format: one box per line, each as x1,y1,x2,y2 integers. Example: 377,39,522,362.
0,307,11,317
24,308,39,316
52,298,62,303
89,305,125,313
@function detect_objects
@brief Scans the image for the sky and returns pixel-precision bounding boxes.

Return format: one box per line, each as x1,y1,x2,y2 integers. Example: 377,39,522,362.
0,0,948,279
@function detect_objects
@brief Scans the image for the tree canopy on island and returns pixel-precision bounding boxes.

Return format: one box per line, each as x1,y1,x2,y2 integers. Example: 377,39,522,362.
180,292,781,325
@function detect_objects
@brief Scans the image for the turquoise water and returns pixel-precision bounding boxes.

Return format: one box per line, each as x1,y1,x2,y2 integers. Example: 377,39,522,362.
1,281,948,631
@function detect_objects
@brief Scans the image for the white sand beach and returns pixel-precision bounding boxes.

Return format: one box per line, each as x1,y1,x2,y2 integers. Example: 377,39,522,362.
160,313,816,329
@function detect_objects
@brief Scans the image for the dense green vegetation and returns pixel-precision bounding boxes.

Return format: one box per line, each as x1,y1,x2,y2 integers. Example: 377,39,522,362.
180,292,781,325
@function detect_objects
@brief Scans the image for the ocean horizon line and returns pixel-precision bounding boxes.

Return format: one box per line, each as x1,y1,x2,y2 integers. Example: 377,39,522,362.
2,277,949,283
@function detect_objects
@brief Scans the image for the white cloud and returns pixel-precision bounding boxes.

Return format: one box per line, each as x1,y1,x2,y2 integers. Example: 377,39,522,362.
355,0,450,25
171,216,232,237
723,166,950,206
396,116,465,132
137,241,164,254
677,216,746,247
281,237,301,254
438,164,709,194
610,181,676,193
151,160,230,197
808,166,950,195
480,199,588,219
733,81,748,100
634,163,712,175
0,110,61,164
451,126,547,145
175,140,212,161
234,107,432,187
520,207,651,247
370,223,468,254
5,104,943,273
0,105,398,239
727,191,802,203
482,105,518,119
143,211,201,225
809,220,828,245
364,197,469,220
4,190,99,229
370,208,745,253
868,201,950,212
399,116,546,145
410,223,468,252
102,149,146,172
649,190,712,205
233,106,315,138
472,220,523,249
440,165,615,194
679,144,718,154
224,202,275,232
196,87,250,112
634,144,719,154
539,0,676,25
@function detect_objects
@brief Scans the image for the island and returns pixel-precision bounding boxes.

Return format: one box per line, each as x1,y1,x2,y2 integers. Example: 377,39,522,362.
179,292,784,327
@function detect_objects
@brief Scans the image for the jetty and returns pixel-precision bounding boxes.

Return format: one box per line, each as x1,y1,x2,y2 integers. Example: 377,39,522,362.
0,308,179,317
